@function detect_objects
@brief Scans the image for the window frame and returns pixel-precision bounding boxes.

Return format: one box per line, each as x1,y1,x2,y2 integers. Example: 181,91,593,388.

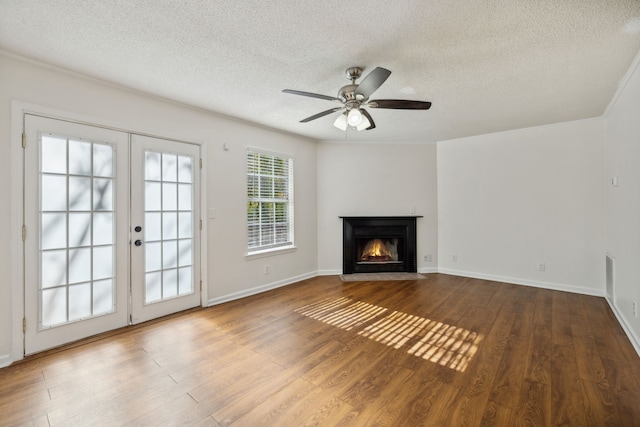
246,148,294,254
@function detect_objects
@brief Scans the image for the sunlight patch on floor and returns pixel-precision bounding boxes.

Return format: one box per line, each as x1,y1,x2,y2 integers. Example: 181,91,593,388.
358,311,428,349
295,297,483,372
406,320,482,371
295,297,388,331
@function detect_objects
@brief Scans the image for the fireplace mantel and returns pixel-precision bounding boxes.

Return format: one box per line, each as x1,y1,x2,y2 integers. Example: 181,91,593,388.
341,216,421,274
339,215,424,219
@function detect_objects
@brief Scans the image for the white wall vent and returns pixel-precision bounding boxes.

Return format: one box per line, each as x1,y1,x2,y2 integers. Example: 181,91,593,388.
606,253,615,303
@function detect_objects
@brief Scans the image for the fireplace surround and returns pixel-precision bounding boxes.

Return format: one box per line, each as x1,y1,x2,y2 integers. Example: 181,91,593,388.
341,216,420,274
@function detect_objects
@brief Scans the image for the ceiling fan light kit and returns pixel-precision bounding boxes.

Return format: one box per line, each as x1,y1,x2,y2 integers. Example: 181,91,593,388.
347,108,364,126
356,115,371,131
283,66,431,132
333,113,348,131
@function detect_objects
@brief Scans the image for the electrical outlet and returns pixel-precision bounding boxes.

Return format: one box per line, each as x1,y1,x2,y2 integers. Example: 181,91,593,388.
452,254,457,262
264,265,270,275
424,254,432,262
537,262,546,272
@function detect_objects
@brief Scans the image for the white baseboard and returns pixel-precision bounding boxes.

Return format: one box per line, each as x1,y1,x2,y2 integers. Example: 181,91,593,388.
207,271,318,306
317,269,342,276
0,353,12,369
605,298,640,358
419,267,439,274
436,268,604,297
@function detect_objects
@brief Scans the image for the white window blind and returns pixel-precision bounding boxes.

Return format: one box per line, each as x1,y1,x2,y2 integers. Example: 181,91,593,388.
247,149,294,251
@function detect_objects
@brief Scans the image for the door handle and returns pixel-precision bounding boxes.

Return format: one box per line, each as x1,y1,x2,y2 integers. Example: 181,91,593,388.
134,240,143,246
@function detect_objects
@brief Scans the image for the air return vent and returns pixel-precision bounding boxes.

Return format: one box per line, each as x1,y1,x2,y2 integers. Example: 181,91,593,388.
606,253,615,303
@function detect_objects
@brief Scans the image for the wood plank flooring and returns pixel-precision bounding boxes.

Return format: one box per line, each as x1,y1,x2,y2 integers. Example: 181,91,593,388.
1,274,640,426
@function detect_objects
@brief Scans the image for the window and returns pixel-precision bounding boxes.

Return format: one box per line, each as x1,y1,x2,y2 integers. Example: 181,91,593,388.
247,149,294,252
39,135,116,326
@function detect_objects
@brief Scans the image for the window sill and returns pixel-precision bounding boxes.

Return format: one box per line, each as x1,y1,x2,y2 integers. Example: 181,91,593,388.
246,245,297,260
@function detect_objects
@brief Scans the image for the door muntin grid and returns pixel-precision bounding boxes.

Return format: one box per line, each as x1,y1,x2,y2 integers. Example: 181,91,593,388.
143,151,194,304
39,134,116,329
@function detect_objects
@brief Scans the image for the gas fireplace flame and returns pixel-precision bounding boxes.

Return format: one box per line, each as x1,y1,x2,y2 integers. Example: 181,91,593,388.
361,238,392,261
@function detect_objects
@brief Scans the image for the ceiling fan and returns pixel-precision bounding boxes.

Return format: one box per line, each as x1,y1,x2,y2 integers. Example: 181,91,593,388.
283,66,431,131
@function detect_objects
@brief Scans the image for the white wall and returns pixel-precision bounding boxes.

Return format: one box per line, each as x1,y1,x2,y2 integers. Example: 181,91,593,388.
205,126,318,304
0,53,318,365
605,51,640,351
316,142,438,274
437,119,606,295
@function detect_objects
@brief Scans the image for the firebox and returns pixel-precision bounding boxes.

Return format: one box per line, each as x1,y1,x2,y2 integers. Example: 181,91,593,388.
341,216,420,274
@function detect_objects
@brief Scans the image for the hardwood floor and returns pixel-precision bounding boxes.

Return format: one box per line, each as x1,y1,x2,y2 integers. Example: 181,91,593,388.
2,274,640,426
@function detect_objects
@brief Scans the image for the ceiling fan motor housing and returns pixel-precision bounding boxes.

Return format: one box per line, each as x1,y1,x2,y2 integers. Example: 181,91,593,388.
340,67,368,103
338,84,361,104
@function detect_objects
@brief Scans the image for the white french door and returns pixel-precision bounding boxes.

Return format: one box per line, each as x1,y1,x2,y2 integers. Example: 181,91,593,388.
130,134,201,324
24,115,129,354
24,115,201,354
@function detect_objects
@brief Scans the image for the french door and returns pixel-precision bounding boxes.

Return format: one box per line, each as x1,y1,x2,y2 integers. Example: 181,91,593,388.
130,134,201,324
24,115,201,355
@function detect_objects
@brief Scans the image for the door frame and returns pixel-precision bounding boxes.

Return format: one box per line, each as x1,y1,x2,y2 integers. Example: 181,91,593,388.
10,101,208,363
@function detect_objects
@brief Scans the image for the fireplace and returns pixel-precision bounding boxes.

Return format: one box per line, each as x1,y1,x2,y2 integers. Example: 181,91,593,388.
341,216,420,274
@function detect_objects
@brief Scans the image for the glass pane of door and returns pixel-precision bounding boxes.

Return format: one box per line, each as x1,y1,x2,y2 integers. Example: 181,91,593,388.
130,134,200,324
40,136,116,326
143,151,194,304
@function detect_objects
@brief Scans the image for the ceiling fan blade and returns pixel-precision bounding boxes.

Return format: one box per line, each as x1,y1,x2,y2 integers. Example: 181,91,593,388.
369,99,432,110
283,89,341,103
355,67,391,99
360,109,376,130
300,107,344,123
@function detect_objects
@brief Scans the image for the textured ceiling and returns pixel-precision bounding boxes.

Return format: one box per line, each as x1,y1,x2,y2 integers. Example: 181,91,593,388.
1,0,640,143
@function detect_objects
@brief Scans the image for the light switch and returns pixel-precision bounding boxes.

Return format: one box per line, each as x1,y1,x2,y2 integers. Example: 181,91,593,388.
208,208,216,219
